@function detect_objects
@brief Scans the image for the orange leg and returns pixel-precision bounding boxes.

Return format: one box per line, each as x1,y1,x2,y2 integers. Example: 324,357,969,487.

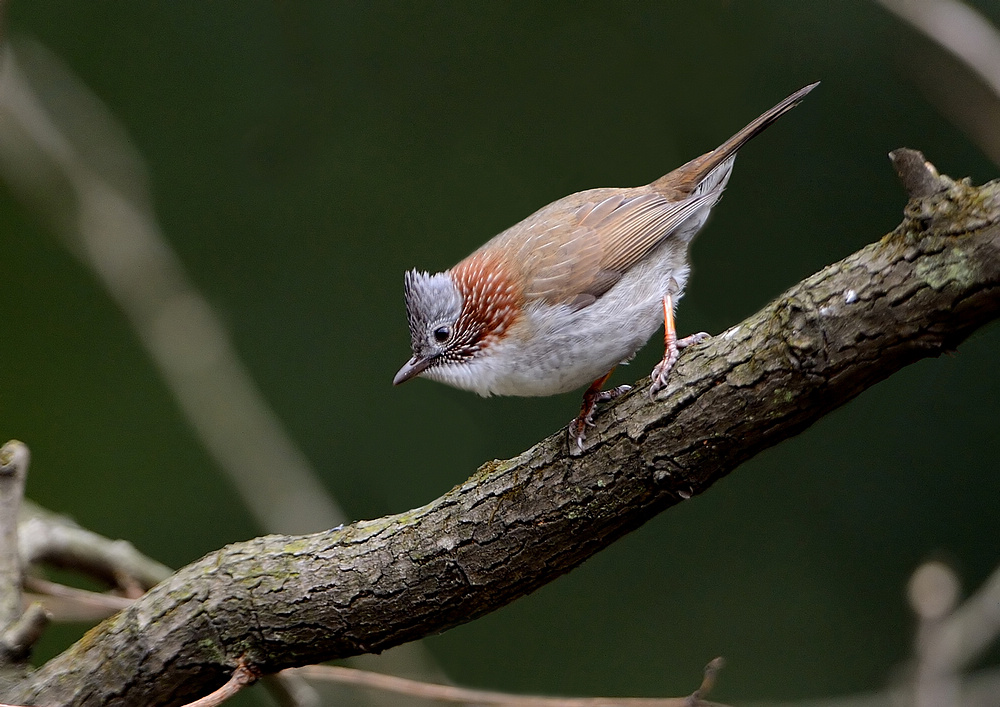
664,293,677,349
569,368,631,450
649,293,709,396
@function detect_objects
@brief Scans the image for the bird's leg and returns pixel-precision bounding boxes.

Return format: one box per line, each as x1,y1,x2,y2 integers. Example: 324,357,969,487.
569,368,632,450
649,293,709,396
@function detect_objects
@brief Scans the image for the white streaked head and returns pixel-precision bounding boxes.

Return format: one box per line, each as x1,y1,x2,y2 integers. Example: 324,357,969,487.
394,270,467,385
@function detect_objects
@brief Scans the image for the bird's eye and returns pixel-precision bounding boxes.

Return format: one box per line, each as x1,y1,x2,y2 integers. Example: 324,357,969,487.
433,326,451,344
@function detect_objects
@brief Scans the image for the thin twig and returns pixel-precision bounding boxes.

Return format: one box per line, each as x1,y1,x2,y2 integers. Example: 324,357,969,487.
21,593,123,624
24,576,134,613
741,668,1000,707
687,658,725,707
294,665,728,707
180,661,259,707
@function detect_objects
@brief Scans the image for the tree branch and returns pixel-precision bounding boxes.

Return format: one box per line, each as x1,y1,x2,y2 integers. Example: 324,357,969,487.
291,662,727,707
17,501,172,594
176,660,258,707
0,442,29,653
4,152,1000,707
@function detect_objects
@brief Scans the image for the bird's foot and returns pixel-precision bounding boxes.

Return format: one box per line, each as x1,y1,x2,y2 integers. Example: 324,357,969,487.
596,384,632,403
649,332,710,397
569,383,632,450
568,414,594,451
677,331,711,350
648,348,679,397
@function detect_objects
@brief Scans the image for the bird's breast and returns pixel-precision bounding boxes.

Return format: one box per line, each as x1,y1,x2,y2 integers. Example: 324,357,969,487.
433,242,690,397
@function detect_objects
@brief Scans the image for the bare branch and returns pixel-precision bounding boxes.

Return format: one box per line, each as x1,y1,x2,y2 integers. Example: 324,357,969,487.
746,559,1000,707
687,658,725,707
742,668,1000,707
889,149,949,199
909,562,963,707
293,664,725,707
0,154,995,706
0,605,48,661
18,502,171,592
23,577,133,622
178,661,258,707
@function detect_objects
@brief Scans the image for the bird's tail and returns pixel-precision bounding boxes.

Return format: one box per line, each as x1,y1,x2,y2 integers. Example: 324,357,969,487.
653,82,819,196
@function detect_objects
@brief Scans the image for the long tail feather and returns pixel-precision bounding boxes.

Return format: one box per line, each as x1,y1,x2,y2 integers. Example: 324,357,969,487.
653,82,819,196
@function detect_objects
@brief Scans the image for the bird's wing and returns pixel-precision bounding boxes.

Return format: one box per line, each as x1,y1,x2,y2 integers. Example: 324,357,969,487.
513,186,724,307
473,84,821,309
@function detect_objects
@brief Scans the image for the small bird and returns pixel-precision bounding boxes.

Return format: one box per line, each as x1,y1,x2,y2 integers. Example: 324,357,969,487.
395,83,818,448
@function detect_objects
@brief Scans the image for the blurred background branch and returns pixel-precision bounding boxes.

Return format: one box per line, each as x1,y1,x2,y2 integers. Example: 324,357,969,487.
0,39,343,537
876,0,1000,166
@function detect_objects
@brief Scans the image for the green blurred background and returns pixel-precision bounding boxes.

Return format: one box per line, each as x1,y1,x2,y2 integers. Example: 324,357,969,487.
2,1,999,704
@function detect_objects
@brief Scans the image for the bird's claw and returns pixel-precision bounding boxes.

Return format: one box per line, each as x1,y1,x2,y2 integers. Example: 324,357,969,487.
569,416,594,450
596,384,632,403
649,332,710,397
648,351,679,397
678,331,710,349
569,384,632,450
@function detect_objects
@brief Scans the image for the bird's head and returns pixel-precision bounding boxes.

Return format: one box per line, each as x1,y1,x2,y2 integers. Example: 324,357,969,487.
393,254,521,388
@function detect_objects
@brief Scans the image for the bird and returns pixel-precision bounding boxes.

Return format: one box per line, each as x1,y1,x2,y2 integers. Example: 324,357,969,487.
394,82,818,448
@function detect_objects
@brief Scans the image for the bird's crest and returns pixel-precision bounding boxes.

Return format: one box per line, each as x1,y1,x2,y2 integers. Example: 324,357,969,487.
403,270,463,346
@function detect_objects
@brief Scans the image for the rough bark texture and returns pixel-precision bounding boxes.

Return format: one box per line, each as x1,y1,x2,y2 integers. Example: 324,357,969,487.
7,156,1000,706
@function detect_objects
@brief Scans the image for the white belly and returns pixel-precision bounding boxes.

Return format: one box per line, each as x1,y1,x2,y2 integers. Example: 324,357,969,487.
424,240,691,397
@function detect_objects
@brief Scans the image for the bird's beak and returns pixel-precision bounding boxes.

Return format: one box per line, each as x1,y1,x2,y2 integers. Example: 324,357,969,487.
393,356,433,386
